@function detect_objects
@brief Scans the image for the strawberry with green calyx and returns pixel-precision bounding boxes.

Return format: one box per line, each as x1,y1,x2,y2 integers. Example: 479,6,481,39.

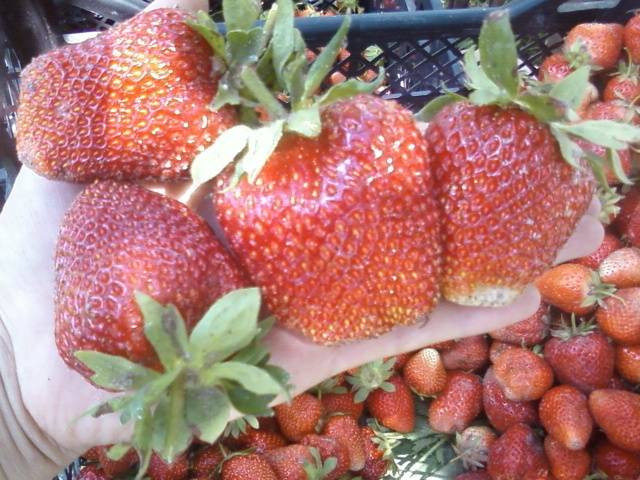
452,426,497,472
76,288,290,480
598,186,624,225
604,60,640,103
346,358,396,404
564,23,624,71
418,11,640,307
366,375,415,433
301,435,350,480
274,393,324,442
402,348,448,397
191,0,442,344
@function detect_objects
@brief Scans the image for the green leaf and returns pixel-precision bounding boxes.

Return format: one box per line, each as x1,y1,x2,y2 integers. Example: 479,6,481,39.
272,0,296,85
74,351,160,391
284,54,308,106
185,386,230,443
549,65,591,111
203,361,286,395
463,48,501,97
132,407,154,480
478,10,519,97
318,70,386,107
211,72,243,110
189,288,262,365
303,16,351,100
354,388,369,404
550,124,584,170
240,67,288,120
106,443,131,461
556,121,630,150
135,293,189,371
469,88,503,106
228,386,275,415
227,28,264,67
222,0,261,32
323,457,338,475
285,106,321,138
610,149,633,185
186,12,227,63
514,93,559,123
190,125,252,186
242,120,285,182
150,393,192,464
414,93,463,122
231,341,270,366
380,381,396,393
262,364,292,401
122,367,182,424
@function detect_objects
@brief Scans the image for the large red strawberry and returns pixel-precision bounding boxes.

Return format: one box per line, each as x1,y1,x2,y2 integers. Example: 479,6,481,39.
486,423,550,480
538,385,593,451
321,415,366,471
489,302,549,346
625,13,640,64
402,347,448,396
360,426,390,480
543,436,590,480
616,344,640,384
598,247,640,288
16,8,236,182
593,438,640,480
482,367,539,433
589,389,640,452
428,371,483,434
596,287,640,344
492,347,554,401
274,393,324,442
55,181,247,376
366,375,415,433
564,22,624,70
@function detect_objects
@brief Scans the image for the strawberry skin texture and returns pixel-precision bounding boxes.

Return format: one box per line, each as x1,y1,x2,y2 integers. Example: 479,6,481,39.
55,181,247,377
96,445,138,476
537,53,572,83
565,23,624,69
402,347,447,396
594,438,640,480
488,340,519,364
16,9,236,182
489,303,549,346
428,371,483,434
366,375,415,433
625,14,640,64
300,434,351,480
455,473,491,480
441,335,489,372
222,454,279,480
426,102,594,306
192,445,224,477
483,367,538,433
616,344,640,384
215,95,442,343
486,423,550,480
322,415,366,471
575,231,622,270
264,445,314,480
274,393,324,442
78,466,111,480
539,385,593,451
237,428,289,453
604,76,640,103
596,288,640,344
616,187,640,246
147,452,189,480
535,263,598,316
543,436,590,480
543,330,614,393
492,348,554,401
589,389,640,452
360,426,389,480
321,391,365,420
599,247,640,288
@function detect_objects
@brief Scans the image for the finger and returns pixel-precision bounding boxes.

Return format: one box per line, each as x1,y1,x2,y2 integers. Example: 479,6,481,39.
145,0,208,13
586,195,601,218
554,214,604,264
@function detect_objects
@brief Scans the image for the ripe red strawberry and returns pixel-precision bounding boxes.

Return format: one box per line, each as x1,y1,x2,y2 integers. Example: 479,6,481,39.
16,9,236,182
147,452,189,480
596,287,640,344
599,247,640,288
78,466,110,480
544,320,614,393
192,445,224,478
589,389,640,452
543,436,590,480
215,95,441,343
389,352,413,372
321,391,365,420
96,445,138,476
428,371,483,434
574,231,622,270
274,393,324,442
616,186,640,245
427,340,456,351
453,426,496,471
360,426,390,480
625,13,640,64
55,181,247,376
539,385,593,451
455,473,490,480
402,347,447,396
300,434,350,480
535,263,615,316
366,375,415,433
221,454,278,480
616,344,640,383
483,367,539,433
264,445,314,480
564,23,624,70
594,438,640,480
486,423,550,480
584,100,632,121
82,447,101,463
492,348,554,401
321,415,366,471
604,67,640,103
237,428,289,453
538,53,573,83
440,335,489,372
488,341,519,364
489,303,549,346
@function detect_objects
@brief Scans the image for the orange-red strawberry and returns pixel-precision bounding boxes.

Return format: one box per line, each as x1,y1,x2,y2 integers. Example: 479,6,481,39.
486,423,550,480
483,367,539,433
441,335,489,372
594,438,640,480
625,13,640,64
360,426,390,480
321,415,366,471
300,435,350,480
589,389,640,452
453,426,496,471
96,445,138,477
596,288,640,344
428,340,456,351
428,371,483,434
321,391,365,420
389,352,413,372
78,466,110,480
402,347,447,396
221,454,278,480
599,247,640,288
236,428,289,453
543,319,614,393
82,447,101,463
538,53,573,83
616,344,640,383
16,9,236,182
488,340,519,364
455,472,491,480
539,385,593,451
615,186,640,246
489,303,549,346
535,263,615,316
192,445,225,478
147,452,189,480
264,445,314,480
366,375,415,433
565,22,624,70
574,231,623,270
274,393,324,442
604,67,640,103
54,181,247,377
543,436,590,480
492,348,554,401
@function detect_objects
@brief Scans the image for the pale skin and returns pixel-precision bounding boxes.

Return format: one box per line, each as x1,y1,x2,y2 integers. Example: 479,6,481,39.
0,0,604,469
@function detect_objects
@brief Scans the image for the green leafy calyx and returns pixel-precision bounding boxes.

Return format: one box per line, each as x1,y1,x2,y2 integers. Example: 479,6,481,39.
346,358,396,404
76,288,290,480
